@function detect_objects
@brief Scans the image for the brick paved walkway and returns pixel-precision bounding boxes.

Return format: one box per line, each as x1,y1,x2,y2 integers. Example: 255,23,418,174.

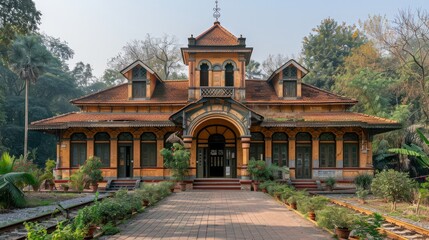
105,191,330,240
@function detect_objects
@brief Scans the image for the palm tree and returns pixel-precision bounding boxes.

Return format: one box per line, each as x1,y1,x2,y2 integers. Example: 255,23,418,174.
0,152,36,207
8,35,52,159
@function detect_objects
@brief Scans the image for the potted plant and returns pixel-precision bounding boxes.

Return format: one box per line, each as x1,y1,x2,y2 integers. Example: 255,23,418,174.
297,196,328,221
70,167,86,193
287,195,298,209
356,187,369,204
81,157,103,192
61,183,70,192
279,187,295,205
41,159,56,191
351,213,385,240
73,204,101,238
160,143,190,191
247,159,273,191
316,206,358,239
325,177,336,191
259,180,275,193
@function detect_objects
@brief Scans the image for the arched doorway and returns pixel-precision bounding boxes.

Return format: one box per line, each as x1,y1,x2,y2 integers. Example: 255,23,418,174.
197,125,237,178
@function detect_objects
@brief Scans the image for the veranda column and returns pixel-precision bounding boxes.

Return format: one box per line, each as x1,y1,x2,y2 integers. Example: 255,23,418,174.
241,137,251,179
110,138,118,178
312,137,319,178
87,137,94,159
288,137,296,179
265,137,272,165
336,137,343,168
133,137,140,177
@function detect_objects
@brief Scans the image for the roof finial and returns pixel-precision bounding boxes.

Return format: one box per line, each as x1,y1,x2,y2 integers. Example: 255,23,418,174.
213,0,221,22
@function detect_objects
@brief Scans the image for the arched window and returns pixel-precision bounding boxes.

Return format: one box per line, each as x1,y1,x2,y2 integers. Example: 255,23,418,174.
200,63,209,86
225,63,234,87
295,132,312,179
141,132,157,167
343,133,359,167
118,132,133,142
132,66,147,98
283,66,297,97
250,132,265,161
272,132,288,167
94,132,110,167
319,133,336,168
70,133,87,167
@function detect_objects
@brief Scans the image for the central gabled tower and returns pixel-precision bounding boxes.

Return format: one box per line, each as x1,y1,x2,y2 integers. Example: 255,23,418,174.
181,21,253,102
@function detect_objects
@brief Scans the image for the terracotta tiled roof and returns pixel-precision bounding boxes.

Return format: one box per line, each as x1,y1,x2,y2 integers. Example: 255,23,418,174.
71,80,189,105
260,112,401,130
30,112,174,130
245,80,357,105
195,22,239,46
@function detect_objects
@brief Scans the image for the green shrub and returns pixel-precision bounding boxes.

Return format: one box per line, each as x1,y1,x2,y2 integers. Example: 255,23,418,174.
247,159,274,181
353,213,385,240
356,188,369,203
297,196,329,214
81,157,103,185
160,143,190,181
325,177,336,188
287,191,308,205
371,169,416,210
101,222,120,235
259,180,275,192
70,168,86,193
316,206,358,230
354,173,373,190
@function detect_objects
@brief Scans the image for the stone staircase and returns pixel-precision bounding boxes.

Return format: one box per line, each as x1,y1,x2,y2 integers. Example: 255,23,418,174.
193,178,241,190
290,179,319,191
106,179,141,191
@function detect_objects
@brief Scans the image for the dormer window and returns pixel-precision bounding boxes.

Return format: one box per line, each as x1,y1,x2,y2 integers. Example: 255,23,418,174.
132,66,147,79
200,63,209,86
283,66,297,97
225,63,234,86
132,66,147,98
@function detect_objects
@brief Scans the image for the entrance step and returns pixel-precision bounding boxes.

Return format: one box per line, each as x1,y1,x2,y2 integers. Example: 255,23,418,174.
106,179,140,191
193,178,241,190
290,179,318,191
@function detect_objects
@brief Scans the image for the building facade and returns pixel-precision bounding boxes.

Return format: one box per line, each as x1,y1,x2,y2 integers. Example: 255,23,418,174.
30,22,400,181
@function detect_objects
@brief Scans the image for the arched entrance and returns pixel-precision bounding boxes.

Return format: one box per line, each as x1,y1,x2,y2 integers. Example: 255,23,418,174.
197,125,237,178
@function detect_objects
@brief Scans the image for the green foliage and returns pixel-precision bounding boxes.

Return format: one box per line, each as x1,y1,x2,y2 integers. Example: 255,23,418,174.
81,156,103,184
70,168,86,193
26,220,85,240
302,18,365,90
0,152,15,174
371,169,416,210
316,206,358,230
354,173,373,190
324,177,336,188
247,159,276,181
389,129,429,169
41,159,55,184
259,180,275,192
356,188,370,203
101,222,120,235
353,213,385,240
25,221,48,240
297,196,329,214
287,191,308,205
160,143,190,181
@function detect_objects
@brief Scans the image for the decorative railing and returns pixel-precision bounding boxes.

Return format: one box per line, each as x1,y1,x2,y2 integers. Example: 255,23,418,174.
200,87,234,98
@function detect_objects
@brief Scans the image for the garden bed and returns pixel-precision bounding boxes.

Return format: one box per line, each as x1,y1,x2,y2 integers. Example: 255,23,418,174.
326,194,429,231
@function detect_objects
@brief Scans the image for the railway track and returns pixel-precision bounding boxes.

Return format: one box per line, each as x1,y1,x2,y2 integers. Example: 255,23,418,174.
0,193,111,240
326,196,429,240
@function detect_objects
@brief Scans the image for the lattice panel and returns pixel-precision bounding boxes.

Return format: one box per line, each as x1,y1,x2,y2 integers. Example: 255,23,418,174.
200,87,234,97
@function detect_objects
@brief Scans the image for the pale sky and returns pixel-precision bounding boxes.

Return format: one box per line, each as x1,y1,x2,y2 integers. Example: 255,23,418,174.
33,0,429,77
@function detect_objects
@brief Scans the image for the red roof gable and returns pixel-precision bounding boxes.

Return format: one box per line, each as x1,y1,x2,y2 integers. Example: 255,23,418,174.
195,22,239,46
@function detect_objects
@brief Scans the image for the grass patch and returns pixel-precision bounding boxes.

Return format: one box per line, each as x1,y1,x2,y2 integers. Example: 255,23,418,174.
23,192,85,208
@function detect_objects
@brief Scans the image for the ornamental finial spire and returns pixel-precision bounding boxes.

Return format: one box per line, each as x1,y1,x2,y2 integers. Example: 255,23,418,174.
213,0,221,22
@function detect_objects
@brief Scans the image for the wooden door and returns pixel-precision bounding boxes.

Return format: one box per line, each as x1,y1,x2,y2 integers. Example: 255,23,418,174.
296,145,311,179
118,145,133,178
209,147,224,177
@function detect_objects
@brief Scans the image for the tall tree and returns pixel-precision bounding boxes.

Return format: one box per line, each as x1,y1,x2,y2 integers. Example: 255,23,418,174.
246,60,263,79
8,35,52,159
302,18,365,90
363,10,429,122
0,0,41,59
108,34,183,80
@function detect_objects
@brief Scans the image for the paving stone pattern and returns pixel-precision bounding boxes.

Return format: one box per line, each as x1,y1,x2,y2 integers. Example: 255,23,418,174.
105,191,330,240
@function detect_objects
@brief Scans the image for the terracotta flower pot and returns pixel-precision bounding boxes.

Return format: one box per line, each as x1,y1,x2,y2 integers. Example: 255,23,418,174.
49,183,55,191
142,200,150,206
308,211,316,221
170,187,175,193
85,225,97,239
64,187,69,193
326,186,333,192
262,188,267,193
284,199,289,205
335,227,351,239
91,183,99,192
290,203,297,210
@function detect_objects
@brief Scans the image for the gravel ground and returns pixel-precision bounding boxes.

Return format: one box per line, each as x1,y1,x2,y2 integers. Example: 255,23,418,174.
325,194,429,231
0,193,109,228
